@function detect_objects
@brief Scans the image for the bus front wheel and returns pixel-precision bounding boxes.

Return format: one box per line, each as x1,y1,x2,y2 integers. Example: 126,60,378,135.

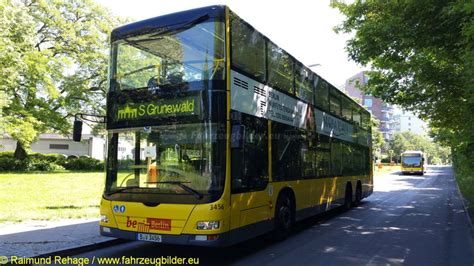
273,194,294,240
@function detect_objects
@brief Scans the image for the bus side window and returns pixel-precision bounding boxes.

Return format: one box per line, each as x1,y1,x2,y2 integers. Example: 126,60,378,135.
271,122,304,181
315,79,329,112
329,87,341,117
231,125,245,149
341,142,353,176
352,105,361,126
331,140,342,176
315,134,331,177
231,111,268,193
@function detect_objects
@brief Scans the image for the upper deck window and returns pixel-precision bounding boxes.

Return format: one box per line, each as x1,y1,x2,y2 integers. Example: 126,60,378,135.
295,64,314,104
267,42,294,94
315,79,329,111
329,87,341,117
110,20,225,91
342,97,352,121
230,13,266,82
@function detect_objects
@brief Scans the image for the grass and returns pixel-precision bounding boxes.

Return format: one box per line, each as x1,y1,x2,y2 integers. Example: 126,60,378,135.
0,171,105,223
454,170,474,221
451,148,474,222
374,164,400,176
0,164,401,224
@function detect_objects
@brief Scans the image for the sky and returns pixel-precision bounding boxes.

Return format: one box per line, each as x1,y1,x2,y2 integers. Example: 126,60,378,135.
94,0,364,87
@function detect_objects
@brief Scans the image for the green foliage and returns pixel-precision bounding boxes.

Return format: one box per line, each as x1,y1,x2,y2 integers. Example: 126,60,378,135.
0,152,103,171
388,132,451,164
0,152,32,171
370,117,385,161
332,0,473,203
332,0,473,142
0,0,121,158
0,151,64,171
452,143,474,214
63,156,104,171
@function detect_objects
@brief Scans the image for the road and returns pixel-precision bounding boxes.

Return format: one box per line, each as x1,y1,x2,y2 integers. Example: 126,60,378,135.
57,166,474,265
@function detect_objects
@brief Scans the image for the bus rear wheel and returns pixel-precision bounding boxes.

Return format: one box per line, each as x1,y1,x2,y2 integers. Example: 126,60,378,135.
344,183,353,210
354,184,362,207
273,194,294,240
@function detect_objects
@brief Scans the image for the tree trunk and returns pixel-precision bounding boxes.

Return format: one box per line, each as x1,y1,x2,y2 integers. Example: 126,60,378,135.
14,141,28,160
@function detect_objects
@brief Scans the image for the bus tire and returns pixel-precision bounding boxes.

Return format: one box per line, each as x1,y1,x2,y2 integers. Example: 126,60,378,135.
344,183,353,210
354,182,362,207
273,192,294,241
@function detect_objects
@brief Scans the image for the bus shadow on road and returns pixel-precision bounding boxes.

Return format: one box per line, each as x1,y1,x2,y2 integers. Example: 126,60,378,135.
105,167,463,265
119,205,362,265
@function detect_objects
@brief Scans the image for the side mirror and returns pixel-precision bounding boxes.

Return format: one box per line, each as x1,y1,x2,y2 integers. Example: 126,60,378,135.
73,120,83,142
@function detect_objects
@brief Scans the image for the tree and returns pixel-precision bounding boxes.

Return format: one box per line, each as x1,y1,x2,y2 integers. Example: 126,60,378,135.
433,145,451,165
0,0,120,159
389,131,450,164
370,117,385,162
332,0,474,148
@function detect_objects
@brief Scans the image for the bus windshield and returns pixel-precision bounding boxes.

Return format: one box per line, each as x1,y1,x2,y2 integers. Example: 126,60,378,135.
110,20,225,91
402,155,422,167
105,123,223,199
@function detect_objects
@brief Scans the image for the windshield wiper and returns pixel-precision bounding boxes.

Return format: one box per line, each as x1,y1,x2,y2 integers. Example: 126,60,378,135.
146,181,203,199
106,186,140,196
106,182,204,199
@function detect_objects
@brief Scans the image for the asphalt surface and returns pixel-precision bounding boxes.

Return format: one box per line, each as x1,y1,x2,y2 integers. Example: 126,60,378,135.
46,166,473,265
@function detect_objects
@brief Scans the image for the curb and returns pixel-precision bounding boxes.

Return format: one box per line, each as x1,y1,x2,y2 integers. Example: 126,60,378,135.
4,239,129,265
453,174,474,237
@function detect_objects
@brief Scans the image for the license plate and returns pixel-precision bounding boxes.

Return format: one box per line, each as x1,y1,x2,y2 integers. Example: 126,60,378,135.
137,233,162,242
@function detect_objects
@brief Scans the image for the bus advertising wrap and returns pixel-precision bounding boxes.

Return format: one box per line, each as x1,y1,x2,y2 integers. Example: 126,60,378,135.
230,70,308,128
314,109,370,146
314,109,354,142
231,70,370,146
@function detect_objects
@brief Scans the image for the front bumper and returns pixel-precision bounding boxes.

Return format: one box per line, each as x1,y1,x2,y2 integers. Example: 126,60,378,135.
100,226,230,247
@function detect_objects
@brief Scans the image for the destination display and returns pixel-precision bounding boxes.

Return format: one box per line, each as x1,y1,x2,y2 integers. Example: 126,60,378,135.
114,96,200,121
230,70,309,129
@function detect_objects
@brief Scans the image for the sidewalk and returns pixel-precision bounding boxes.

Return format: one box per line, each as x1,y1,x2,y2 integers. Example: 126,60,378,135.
0,219,116,260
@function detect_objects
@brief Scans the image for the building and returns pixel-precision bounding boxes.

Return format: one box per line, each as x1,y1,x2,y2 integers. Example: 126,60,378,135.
392,109,428,135
0,133,105,160
344,72,396,140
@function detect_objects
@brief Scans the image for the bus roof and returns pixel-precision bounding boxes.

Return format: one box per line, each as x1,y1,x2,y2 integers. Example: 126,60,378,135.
402,151,424,155
111,5,225,42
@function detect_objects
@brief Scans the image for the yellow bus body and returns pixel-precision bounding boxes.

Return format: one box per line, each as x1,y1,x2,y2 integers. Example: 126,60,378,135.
400,151,425,175
100,174,373,245
100,5,373,246
400,166,424,174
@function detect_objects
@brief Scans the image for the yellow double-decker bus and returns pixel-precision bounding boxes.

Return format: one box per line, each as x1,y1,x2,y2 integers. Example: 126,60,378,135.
96,5,373,246
401,151,426,175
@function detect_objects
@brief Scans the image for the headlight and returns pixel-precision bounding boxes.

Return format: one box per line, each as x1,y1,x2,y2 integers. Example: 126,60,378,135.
196,221,220,230
100,214,109,223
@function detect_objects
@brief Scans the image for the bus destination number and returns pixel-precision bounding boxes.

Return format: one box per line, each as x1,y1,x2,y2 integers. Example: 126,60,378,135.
210,204,224,210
